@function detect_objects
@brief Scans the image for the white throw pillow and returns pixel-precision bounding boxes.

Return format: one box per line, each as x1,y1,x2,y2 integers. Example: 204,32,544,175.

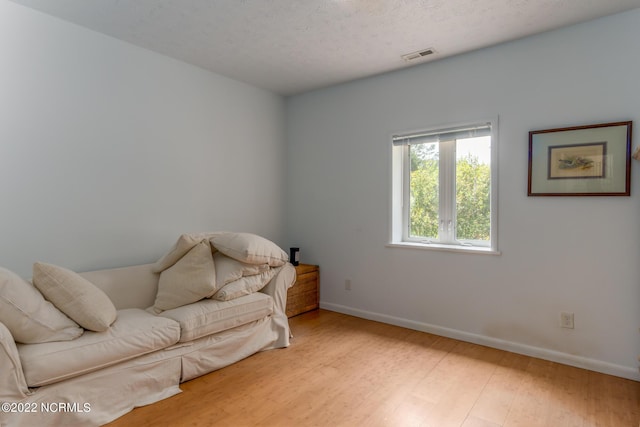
152,240,217,313
212,267,277,301
32,263,117,332
210,233,288,267
213,252,269,286
0,267,83,343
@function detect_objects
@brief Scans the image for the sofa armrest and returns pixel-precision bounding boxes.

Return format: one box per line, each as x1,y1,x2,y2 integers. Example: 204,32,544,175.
260,263,296,314
0,321,30,400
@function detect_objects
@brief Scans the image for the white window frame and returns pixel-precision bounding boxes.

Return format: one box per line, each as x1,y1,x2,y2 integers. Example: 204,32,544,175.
389,118,500,254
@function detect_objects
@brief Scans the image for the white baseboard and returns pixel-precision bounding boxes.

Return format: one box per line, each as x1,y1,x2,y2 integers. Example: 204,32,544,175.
320,302,640,382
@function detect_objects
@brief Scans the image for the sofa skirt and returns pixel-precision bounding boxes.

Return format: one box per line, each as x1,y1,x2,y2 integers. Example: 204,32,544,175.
174,315,284,382
0,352,182,427
1,312,290,426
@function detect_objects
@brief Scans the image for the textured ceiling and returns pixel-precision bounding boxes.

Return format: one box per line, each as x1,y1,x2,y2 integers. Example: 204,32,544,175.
10,0,640,95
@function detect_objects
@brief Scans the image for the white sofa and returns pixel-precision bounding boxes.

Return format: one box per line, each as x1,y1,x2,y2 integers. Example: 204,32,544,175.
0,233,296,427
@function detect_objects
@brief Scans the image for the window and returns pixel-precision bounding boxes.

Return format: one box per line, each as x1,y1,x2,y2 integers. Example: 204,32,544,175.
390,120,498,253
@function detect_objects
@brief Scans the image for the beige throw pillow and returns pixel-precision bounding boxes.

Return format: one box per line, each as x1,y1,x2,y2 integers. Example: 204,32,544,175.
152,232,220,273
210,233,288,267
0,267,83,343
152,240,217,313
213,252,269,286
212,267,277,301
32,263,117,332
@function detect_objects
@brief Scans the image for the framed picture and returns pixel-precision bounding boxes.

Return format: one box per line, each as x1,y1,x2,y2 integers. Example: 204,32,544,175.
528,121,632,196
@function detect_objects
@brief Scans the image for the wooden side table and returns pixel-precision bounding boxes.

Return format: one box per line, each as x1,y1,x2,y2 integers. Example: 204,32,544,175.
286,264,319,318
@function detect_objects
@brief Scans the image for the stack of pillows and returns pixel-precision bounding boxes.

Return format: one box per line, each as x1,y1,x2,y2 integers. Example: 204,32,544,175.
150,232,289,313
0,263,117,345
0,232,288,345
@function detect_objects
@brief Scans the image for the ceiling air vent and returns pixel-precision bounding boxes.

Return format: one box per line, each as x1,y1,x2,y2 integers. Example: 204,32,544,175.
401,48,436,62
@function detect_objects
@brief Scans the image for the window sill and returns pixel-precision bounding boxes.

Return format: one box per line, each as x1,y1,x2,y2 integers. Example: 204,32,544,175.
386,241,501,255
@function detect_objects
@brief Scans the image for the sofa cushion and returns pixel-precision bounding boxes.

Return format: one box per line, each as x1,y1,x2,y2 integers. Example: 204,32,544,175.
0,267,83,344
79,263,159,310
158,292,273,342
152,240,217,313
17,308,180,387
210,232,288,267
32,262,117,332
212,268,278,301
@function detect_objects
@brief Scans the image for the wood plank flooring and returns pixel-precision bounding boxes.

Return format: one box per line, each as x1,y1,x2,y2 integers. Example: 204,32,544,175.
106,309,640,427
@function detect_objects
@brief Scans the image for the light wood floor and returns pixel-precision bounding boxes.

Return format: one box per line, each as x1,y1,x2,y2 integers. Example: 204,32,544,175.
107,309,640,427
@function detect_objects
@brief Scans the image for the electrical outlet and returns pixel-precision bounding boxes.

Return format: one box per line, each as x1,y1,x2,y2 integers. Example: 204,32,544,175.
345,279,351,291
560,312,574,329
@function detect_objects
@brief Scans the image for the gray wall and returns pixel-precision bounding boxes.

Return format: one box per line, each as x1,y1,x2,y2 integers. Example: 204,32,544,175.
0,2,287,277
286,10,640,379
